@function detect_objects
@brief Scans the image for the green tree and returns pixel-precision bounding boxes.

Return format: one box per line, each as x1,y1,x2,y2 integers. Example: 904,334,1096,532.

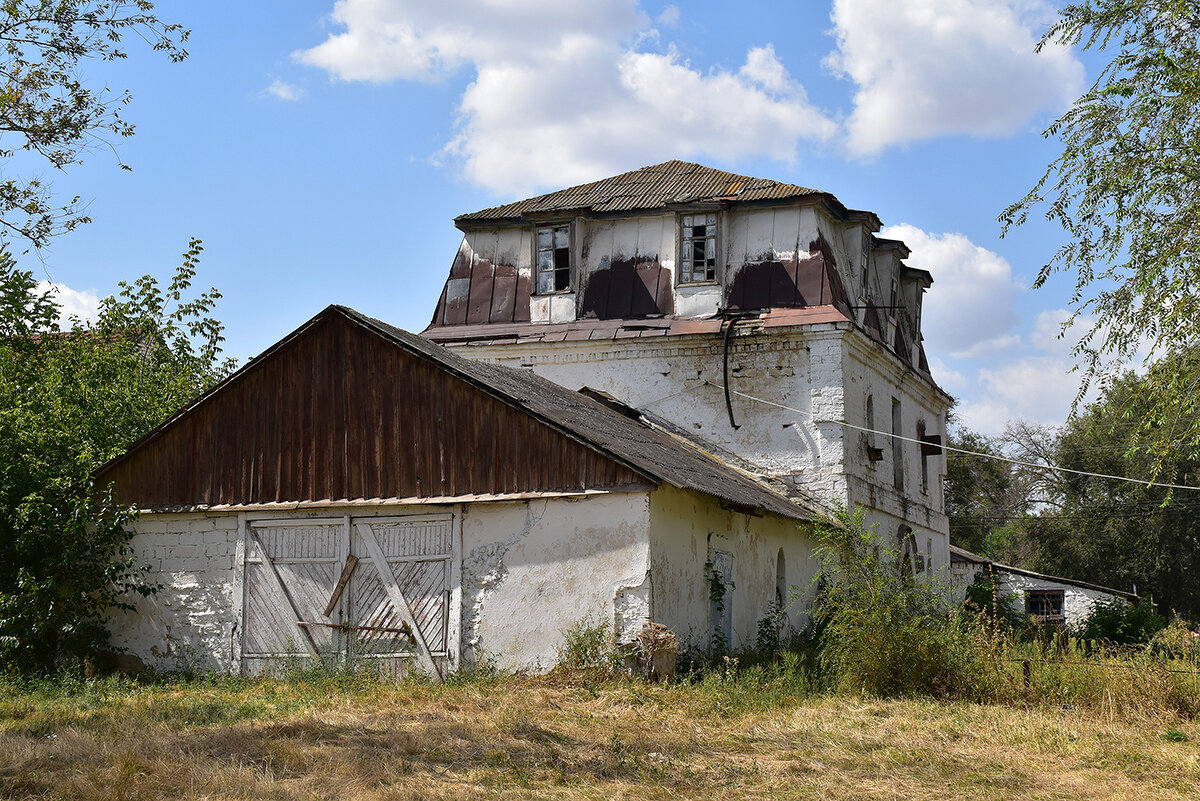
1000,2,1200,466
945,427,1013,557
0,1,187,247
1025,349,1200,620
0,241,233,672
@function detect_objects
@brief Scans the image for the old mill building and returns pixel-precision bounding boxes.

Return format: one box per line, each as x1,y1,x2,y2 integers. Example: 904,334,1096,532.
99,161,951,674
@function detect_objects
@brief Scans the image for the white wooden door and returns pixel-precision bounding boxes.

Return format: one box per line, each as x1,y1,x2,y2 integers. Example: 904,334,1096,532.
240,514,455,678
241,518,345,675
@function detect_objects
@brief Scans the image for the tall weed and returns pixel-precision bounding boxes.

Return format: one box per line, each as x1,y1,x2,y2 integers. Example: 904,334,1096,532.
813,508,999,699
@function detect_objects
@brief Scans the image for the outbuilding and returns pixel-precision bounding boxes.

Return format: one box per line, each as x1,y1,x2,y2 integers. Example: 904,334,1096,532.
950,545,1138,627
98,305,822,676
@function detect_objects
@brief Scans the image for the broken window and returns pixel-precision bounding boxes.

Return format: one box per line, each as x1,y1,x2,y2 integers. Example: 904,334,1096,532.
679,213,717,282
536,224,571,293
1026,590,1065,623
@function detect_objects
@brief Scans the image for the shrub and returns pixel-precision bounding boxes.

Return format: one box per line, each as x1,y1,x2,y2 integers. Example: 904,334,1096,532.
554,615,618,674
1078,597,1166,647
963,571,1027,631
813,507,998,699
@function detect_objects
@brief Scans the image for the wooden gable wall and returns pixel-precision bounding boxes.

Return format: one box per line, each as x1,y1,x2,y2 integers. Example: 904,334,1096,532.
97,313,648,508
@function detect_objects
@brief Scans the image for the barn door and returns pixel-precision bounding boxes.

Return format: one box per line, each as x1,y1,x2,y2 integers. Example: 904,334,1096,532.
241,519,345,675
349,518,453,679
240,514,455,678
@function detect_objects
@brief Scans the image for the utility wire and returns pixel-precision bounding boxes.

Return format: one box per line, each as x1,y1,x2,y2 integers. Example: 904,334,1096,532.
702,380,1200,492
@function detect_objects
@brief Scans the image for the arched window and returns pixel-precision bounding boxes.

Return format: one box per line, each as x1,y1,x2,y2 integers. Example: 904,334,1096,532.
899,525,921,576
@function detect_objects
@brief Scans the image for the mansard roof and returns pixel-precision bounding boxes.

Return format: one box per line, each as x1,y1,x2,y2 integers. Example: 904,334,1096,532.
455,160,878,228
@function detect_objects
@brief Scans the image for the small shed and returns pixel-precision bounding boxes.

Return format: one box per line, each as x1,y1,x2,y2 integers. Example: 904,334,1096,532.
950,545,1137,627
97,305,821,675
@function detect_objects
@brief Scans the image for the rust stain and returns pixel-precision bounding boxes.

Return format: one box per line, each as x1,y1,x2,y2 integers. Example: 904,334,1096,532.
724,233,852,316
582,257,673,319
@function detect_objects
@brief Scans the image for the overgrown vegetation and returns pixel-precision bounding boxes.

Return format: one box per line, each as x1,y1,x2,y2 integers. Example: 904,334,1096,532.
812,508,998,699
0,667,1195,800
0,243,234,672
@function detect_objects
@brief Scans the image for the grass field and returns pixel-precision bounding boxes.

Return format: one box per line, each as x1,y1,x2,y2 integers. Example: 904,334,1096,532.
1,669,1197,800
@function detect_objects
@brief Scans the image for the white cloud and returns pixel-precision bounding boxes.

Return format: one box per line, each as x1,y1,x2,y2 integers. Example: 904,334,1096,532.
36,281,101,327
882,223,1022,360
296,0,835,195
827,0,1085,155
656,6,680,26
266,80,304,101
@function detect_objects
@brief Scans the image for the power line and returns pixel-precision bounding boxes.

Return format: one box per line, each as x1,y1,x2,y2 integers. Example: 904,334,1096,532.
702,380,1200,493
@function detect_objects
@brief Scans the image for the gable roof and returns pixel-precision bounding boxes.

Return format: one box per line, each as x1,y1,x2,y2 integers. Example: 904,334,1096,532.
97,305,816,522
342,307,815,521
455,160,875,227
949,545,1137,600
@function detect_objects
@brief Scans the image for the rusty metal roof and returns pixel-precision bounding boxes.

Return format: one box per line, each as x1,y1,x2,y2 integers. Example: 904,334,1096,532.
343,307,818,521
455,160,836,226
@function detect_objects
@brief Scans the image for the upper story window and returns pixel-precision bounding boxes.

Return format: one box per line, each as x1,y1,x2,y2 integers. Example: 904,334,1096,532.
536,224,571,294
680,213,717,283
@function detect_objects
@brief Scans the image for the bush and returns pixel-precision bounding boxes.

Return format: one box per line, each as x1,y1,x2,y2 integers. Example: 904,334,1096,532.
963,571,1027,631
554,616,618,675
813,507,998,699
1078,598,1166,647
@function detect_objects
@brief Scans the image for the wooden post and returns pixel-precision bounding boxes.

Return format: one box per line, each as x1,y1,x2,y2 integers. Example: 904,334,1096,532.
1023,659,1031,688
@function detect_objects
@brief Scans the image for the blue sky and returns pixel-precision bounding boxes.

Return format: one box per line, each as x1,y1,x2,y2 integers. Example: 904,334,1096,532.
26,0,1114,434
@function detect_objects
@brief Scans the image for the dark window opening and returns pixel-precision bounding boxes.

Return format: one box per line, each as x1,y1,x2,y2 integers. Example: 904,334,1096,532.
680,213,717,282
1026,590,1065,623
891,397,903,492
917,419,929,494
537,225,571,293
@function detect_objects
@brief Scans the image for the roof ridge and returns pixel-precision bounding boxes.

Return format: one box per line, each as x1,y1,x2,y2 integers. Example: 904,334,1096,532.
455,160,825,224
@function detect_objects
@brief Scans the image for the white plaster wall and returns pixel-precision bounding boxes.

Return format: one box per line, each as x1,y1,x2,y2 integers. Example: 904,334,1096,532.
647,485,820,655
839,333,951,571
460,492,652,672
463,327,826,480
108,513,241,672
997,571,1128,628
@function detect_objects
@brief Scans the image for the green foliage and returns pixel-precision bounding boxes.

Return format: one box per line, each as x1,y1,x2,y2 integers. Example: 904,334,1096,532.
0,241,233,672
0,1,188,247
754,602,782,654
963,571,1027,631
554,615,618,674
813,507,997,699
944,427,1015,556
1024,350,1200,620
1000,1,1200,467
1078,598,1166,647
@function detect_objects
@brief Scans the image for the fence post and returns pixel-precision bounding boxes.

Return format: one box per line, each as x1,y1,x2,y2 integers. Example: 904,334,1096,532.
1023,659,1031,688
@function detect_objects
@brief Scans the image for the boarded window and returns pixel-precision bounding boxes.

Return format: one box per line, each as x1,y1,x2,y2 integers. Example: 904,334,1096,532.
680,213,717,283
536,225,571,293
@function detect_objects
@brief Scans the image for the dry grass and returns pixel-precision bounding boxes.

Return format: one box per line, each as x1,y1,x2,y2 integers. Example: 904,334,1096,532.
0,672,1197,800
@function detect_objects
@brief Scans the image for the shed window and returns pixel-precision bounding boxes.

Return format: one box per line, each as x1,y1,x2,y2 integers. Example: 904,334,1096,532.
680,213,717,283
536,225,571,293
1026,590,1065,623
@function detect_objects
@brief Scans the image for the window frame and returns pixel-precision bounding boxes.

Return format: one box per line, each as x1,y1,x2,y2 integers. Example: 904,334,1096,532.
534,223,573,295
1025,590,1066,623
677,211,719,285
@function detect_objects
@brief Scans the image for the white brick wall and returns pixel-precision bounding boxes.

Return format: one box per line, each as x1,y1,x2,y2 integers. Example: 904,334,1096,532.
108,513,241,672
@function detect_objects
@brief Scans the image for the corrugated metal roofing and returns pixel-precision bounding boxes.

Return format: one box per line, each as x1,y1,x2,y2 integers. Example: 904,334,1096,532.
455,160,831,225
